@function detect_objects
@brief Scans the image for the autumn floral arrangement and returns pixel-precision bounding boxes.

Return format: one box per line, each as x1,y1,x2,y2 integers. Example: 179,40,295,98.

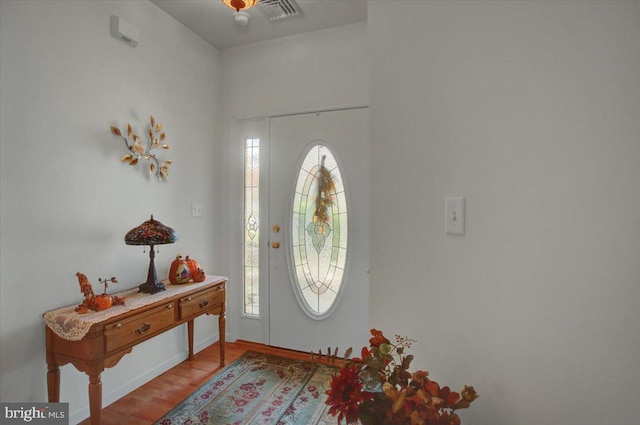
324,329,478,425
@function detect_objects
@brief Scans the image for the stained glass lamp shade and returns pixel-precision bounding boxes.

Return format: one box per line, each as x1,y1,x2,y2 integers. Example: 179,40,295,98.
125,215,178,294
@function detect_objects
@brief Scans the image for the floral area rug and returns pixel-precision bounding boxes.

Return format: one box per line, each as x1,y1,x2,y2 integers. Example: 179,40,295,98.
155,351,339,425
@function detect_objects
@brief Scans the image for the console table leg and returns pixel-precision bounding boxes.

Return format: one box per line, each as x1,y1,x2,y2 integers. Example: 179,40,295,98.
47,363,60,402
88,372,102,425
187,319,195,360
219,312,226,366
45,328,60,402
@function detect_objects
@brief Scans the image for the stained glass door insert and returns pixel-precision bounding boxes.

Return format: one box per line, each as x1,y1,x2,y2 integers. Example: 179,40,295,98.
291,143,348,318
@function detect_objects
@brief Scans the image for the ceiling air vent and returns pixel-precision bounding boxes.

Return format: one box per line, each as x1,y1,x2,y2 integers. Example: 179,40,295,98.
257,0,302,22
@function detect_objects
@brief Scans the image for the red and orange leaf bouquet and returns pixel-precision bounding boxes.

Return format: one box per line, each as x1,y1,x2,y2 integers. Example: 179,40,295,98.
325,329,478,425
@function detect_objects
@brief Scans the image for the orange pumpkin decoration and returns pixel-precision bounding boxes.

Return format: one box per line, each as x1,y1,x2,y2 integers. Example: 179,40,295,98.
192,268,206,283
185,256,201,275
94,295,113,311
169,255,190,284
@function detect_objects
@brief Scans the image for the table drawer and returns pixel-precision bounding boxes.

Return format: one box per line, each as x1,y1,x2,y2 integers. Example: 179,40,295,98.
179,286,224,320
104,303,175,353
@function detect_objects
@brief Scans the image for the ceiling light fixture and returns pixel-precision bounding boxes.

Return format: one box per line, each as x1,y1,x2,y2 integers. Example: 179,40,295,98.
234,11,250,26
221,0,258,13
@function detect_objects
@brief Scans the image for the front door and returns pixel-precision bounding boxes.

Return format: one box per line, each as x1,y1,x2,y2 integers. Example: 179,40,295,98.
268,108,370,353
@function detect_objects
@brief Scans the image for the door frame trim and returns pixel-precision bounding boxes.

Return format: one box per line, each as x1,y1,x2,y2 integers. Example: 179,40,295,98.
229,117,271,345
231,103,369,122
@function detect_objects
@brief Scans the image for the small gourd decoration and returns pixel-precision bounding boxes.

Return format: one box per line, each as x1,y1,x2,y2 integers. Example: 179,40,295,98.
94,294,113,311
169,255,191,284
192,268,206,283
95,277,124,310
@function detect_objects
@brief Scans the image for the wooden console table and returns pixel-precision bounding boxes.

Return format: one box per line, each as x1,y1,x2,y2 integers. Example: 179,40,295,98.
44,275,227,425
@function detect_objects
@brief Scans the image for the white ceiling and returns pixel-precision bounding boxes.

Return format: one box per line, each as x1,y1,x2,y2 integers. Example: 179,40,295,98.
151,0,367,50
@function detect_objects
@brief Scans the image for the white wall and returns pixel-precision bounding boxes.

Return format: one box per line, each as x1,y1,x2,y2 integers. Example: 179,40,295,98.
0,1,222,422
220,22,368,343
221,22,368,119
369,1,639,424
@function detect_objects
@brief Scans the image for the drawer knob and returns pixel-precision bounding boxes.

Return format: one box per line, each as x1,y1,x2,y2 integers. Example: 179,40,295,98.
115,323,122,329
167,304,173,309
186,296,192,302
200,299,210,308
136,322,152,335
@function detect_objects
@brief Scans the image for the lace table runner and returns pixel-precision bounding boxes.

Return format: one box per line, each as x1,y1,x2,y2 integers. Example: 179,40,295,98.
43,275,227,341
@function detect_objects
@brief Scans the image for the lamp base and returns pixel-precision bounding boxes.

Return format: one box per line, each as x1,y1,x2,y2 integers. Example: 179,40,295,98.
138,245,166,294
138,280,165,294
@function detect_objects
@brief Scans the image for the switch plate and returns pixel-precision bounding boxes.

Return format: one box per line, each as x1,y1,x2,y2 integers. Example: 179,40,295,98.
191,202,202,217
445,197,465,235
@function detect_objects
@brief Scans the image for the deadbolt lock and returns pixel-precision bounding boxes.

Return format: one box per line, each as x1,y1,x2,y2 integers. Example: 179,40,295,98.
272,225,280,233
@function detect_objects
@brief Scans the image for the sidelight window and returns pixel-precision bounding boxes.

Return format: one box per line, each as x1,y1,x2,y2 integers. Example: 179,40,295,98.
243,138,260,316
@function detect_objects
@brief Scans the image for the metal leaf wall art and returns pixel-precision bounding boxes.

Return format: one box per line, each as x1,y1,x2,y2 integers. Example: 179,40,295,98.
110,115,172,181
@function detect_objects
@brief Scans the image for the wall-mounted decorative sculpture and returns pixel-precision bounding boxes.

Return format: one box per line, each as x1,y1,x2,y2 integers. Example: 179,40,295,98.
110,115,172,181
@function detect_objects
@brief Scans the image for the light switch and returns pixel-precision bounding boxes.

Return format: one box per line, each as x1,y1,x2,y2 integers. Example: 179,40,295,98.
191,202,202,217
445,197,465,235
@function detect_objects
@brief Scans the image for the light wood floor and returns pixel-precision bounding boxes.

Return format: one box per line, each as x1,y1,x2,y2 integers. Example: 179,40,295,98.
78,341,315,425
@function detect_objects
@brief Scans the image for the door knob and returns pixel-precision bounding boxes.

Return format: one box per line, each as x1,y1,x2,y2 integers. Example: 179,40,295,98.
271,241,280,249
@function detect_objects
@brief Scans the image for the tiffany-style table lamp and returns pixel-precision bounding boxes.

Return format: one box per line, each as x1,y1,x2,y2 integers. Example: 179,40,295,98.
125,215,178,294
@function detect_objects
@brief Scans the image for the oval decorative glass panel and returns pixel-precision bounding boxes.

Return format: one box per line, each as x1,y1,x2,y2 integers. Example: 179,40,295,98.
290,142,348,319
